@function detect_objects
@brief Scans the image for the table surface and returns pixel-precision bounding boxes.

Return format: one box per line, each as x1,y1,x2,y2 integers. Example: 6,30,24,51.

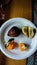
0,0,32,65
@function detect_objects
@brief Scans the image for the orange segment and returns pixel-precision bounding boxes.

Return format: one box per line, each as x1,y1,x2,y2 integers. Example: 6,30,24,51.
7,41,15,50
7,44,13,50
19,43,27,51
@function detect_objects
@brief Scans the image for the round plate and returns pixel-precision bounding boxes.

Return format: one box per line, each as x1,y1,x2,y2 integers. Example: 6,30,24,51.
1,18,37,60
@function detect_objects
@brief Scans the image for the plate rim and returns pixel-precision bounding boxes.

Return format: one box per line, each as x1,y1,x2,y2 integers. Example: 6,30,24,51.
0,18,37,60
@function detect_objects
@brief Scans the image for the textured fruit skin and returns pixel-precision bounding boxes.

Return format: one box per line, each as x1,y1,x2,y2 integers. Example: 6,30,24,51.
8,26,21,37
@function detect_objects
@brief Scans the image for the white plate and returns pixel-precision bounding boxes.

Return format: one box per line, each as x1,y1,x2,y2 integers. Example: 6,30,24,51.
0,18,37,60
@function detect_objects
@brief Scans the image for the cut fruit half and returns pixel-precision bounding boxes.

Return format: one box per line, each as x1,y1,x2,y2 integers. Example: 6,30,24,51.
22,26,36,38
